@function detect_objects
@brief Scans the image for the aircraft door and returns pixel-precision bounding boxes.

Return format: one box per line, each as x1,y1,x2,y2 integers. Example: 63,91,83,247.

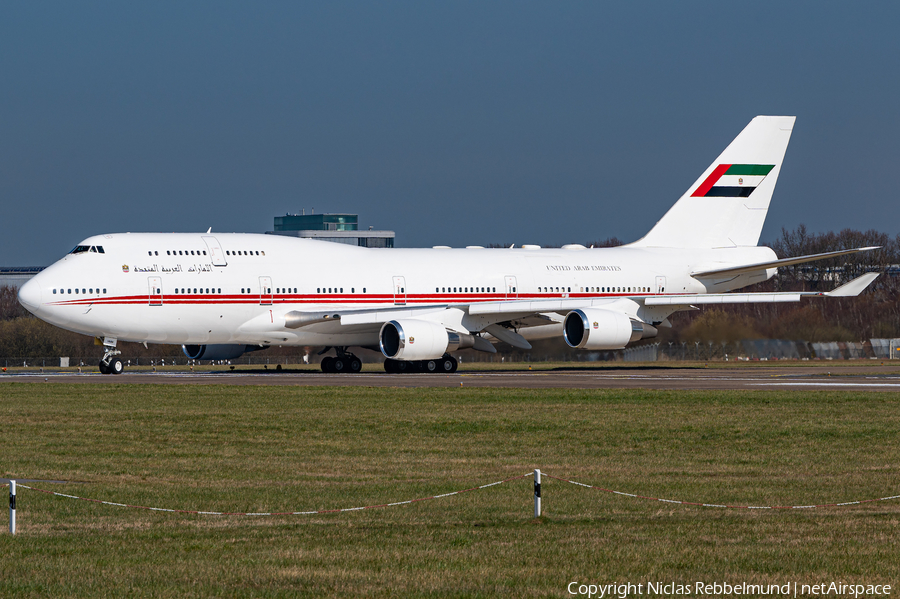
259,276,273,305
148,276,163,306
393,276,407,305
202,236,227,267
656,276,666,294
505,276,518,299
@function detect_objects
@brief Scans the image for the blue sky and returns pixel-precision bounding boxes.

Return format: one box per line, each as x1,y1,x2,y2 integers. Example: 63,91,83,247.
3,2,899,265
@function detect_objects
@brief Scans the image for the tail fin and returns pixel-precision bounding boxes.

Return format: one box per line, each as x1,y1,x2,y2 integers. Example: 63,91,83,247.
630,115,795,249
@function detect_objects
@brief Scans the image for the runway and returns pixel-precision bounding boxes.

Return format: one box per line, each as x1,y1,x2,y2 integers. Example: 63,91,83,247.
5,364,900,390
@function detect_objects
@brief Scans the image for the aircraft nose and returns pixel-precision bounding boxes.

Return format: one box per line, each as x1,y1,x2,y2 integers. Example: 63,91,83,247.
17,277,42,314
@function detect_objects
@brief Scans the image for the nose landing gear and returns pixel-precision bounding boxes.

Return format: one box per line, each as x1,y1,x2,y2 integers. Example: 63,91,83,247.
98,338,124,375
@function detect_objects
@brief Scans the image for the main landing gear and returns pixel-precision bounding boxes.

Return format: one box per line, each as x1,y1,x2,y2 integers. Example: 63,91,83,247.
384,354,458,374
98,340,124,375
320,348,363,373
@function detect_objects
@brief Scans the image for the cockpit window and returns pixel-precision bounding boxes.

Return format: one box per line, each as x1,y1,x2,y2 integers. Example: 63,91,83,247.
70,245,91,254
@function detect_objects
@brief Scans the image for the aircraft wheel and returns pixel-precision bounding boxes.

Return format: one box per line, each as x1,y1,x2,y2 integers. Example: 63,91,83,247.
99,360,109,374
347,356,362,373
333,356,347,372
448,356,458,373
395,360,413,373
321,356,335,373
384,359,396,373
439,357,455,373
424,360,438,373
108,357,124,375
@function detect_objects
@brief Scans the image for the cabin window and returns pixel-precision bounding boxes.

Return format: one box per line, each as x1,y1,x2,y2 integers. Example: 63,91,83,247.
363,288,366,293
167,251,171,255
53,289,57,294
203,251,207,255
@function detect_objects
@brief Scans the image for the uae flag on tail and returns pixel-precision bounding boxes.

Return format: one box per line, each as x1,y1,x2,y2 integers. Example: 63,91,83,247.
692,164,775,197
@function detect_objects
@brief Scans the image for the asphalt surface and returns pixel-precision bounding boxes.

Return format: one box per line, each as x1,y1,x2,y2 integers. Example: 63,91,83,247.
5,364,900,390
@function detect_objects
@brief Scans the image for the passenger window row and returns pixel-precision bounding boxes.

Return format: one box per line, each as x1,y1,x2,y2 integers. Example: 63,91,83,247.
569,286,651,293
174,288,221,294
315,288,364,293
146,249,265,257
52,288,106,295
435,287,498,293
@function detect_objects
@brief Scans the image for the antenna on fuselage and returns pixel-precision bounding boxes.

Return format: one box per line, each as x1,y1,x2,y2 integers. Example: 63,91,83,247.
207,227,212,233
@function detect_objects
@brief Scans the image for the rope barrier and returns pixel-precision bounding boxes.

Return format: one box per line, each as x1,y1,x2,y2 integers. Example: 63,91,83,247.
541,473,900,510
15,473,531,516
5,470,899,532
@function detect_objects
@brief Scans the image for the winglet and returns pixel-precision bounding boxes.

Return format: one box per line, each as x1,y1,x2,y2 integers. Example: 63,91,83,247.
824,272,880,297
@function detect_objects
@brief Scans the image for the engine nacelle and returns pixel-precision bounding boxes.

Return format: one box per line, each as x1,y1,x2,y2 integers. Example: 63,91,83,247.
563,308,657,350
182,344,258,361
379,319,474,361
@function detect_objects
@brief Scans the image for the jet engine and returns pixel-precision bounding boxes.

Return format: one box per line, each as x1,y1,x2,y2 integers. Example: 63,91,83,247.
563,308,657,350
379,319,474,361
182,344,262,361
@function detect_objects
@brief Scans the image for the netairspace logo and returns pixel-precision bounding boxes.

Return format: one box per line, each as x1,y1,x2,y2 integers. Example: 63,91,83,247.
567,581,892,598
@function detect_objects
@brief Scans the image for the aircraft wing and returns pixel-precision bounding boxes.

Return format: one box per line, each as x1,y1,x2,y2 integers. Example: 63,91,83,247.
691,246,880,278
646,272,879,306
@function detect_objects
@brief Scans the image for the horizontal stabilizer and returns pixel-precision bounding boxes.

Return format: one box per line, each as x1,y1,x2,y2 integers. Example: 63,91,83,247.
692,246,880,278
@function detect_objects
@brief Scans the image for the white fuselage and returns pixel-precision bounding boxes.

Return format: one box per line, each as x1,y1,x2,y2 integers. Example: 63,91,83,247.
18,232,776,349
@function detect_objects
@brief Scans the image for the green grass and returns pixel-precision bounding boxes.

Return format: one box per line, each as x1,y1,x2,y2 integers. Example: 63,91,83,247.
1,384,899,597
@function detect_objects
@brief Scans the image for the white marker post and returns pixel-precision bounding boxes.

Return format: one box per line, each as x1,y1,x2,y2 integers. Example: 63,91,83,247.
534,469,541,518
9,480,15,535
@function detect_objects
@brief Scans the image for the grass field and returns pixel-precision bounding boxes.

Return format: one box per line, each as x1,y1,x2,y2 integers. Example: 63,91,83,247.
1,383,899,598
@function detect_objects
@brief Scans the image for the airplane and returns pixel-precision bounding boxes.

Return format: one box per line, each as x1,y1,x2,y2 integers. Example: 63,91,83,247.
17,115,880,375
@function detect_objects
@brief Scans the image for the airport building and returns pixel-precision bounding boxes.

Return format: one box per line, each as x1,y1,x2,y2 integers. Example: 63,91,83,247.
0,267,44,289
266,211,395,248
